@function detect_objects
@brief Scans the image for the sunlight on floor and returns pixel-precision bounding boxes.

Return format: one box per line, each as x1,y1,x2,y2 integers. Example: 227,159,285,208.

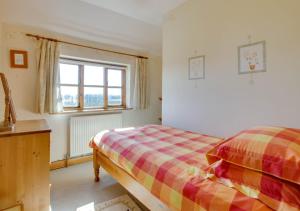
72,195,141,211
76,202,95,211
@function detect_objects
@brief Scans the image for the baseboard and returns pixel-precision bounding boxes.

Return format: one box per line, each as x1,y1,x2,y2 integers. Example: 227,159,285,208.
50,159,67,170
50,155,93,170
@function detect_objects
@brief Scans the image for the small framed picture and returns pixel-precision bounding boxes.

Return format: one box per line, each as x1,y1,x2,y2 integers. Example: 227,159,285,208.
238,41,266,74
189,55,205,80
10,50,28,69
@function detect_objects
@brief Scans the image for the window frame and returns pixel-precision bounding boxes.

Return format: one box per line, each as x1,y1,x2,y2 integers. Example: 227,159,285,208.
59,58,127,112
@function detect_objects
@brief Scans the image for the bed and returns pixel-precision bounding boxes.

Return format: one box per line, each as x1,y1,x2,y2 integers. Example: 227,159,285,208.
90,125,277,211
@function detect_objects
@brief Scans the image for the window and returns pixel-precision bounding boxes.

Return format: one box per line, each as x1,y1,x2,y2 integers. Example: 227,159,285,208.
59,58,126,111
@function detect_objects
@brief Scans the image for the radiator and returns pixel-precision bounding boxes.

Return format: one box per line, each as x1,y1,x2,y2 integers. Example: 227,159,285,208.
70,113,122,158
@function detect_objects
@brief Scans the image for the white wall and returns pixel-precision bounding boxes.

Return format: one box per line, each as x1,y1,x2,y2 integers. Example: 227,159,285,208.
163,0,300,138
0,23,162,162
0,0,162,55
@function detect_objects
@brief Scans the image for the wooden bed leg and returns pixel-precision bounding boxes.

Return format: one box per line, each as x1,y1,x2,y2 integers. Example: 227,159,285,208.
93,149,100,182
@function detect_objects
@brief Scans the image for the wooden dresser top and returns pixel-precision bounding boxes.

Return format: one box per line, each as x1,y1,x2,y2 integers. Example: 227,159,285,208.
0,119,51,138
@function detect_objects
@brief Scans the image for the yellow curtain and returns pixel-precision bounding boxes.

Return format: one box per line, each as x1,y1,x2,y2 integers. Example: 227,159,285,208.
133,58,148,109
36,39,62,114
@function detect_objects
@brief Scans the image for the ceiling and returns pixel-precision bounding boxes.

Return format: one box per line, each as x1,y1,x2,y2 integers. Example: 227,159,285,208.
79,0,187,25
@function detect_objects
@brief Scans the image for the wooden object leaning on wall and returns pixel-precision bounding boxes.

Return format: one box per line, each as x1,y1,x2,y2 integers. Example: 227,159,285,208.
0,73,16,132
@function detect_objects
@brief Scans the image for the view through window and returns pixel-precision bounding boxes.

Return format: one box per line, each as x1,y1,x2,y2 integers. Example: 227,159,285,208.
59,59,126,110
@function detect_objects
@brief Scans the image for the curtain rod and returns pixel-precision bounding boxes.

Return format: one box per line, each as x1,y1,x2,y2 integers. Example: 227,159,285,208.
25,33,148,60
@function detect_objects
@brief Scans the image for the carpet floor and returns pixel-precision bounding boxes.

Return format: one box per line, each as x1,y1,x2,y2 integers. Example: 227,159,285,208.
50,161,128,211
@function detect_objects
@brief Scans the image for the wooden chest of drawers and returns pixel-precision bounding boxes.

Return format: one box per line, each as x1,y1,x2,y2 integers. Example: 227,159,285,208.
0,120,51,211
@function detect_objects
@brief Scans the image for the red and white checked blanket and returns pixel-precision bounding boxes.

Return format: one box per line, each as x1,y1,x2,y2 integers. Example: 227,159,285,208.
90,125,271,211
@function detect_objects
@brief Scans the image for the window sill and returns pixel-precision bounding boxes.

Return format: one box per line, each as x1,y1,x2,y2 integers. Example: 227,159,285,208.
52,107,133,115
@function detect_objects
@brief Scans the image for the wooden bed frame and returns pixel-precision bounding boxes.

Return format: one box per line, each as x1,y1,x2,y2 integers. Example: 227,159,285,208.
93,149,170,211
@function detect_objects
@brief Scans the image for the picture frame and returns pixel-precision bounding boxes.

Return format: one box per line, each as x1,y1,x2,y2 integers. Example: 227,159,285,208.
238,41,266,74
10,50,28,69
189,55,205,80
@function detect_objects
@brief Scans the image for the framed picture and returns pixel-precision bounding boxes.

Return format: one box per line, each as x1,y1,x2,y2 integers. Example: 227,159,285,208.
10,50,28,69
238,41,266,74
189,55,205,80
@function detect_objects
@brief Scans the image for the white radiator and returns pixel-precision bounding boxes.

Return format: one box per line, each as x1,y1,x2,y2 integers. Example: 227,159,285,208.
70,113,123,158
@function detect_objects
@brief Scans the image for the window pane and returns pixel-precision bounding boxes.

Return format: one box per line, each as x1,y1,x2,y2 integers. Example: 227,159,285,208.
108,69,122,87
84,87,104,108
61,86,79,107
84,65,104,86
60,63,79,85
108,88,122,106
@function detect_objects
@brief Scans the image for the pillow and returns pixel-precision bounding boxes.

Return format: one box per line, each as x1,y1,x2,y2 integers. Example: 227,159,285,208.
207,126,300,185
207,160,300,211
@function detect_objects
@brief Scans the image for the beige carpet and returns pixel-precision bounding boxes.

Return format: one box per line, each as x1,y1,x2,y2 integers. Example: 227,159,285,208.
50,161,128,211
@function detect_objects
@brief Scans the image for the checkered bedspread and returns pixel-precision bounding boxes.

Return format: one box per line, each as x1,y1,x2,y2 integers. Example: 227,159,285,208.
90,125,271,211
